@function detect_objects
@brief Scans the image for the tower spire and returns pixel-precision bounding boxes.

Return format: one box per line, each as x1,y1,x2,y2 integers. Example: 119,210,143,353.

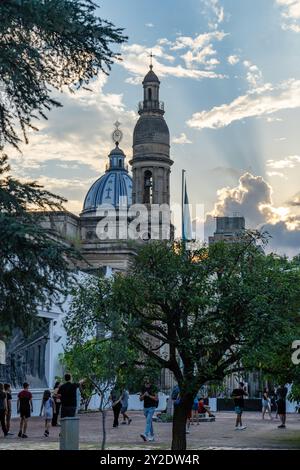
148,51,154,70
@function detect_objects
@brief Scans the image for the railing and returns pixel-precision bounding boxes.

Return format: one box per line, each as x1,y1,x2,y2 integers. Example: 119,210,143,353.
105,163,128,171
138,100,164,112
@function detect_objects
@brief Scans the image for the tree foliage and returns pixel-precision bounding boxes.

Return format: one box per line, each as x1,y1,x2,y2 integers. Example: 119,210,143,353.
0,0,127,149
0,154,80,336
64,276,162,392
71,237,300,450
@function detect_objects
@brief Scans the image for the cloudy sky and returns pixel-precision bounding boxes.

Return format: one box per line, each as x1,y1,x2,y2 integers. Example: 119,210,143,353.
11,0,300,255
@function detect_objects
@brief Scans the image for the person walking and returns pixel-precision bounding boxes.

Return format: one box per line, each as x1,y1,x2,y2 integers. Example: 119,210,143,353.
110,386,122,428
270,389,278,418
4,384,13,435
51,381,61,426
191,396,199,425
262,388,273,420
140,377,158,442
0,383,8,437
232,382,248,430
58,374,84,418
40,390,55,437
17,382,33,438
120,388,132,425
276,384,288,428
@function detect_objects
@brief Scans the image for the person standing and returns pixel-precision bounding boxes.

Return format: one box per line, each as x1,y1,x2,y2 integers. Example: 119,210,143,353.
17,382,33,438
110,386,122,428
191,396,199,425
51,381,61,426
140,377,158,442
58,374,84,418
120,388,132,425
232,382,248,430
0,383,8,437
4,383,13,435
262,388,272,420
40,390,55,437
276,384,288,429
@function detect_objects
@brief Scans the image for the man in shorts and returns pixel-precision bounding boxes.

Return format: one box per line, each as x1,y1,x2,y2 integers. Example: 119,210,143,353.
232,382,248,430
17,382,33,438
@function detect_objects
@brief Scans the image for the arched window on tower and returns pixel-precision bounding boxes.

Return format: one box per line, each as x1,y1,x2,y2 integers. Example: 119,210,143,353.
143,170,153,204
119,158,122,168
148,88,152,101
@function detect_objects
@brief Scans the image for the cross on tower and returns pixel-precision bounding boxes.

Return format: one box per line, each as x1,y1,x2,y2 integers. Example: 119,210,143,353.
148,51,155,69
114,120,121,129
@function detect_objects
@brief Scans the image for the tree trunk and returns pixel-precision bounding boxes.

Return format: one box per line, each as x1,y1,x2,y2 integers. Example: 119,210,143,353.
101,409,106,450
171,397,193,450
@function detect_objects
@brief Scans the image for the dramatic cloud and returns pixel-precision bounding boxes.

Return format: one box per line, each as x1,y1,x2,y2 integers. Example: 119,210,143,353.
173,31,227,70
287,191,300,206
227,55,240,65
187,79,300,130
276,0,300,32
172,133,192,144
267,155,300,169
206,172,300,255
120,33,227,82
266,171,288,179
243,60,263,88
202,0,225,29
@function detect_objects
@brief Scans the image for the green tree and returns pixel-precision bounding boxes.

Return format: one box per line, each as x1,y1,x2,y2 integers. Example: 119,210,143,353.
0,155,80,336
88,238,300,450
63,276,163,448
0,0,126,150
61,339,122,450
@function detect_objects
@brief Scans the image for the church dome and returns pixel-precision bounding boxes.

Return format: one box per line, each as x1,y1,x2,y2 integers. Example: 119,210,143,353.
81,144,132,216
133,114,170,147
143,67,160,84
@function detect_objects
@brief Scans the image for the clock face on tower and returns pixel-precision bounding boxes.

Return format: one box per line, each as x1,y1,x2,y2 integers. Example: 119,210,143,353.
112,128,123,144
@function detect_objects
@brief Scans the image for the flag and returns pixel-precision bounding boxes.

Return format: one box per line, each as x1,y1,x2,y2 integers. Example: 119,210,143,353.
182,170,192,241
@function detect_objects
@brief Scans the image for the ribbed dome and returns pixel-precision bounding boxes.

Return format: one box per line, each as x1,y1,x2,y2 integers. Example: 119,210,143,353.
82,172,132,215
133,114,170,146
143,67,160,84
81,145,132,215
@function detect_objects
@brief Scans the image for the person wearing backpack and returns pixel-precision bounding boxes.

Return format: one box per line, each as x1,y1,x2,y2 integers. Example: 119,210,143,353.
139,377,159,442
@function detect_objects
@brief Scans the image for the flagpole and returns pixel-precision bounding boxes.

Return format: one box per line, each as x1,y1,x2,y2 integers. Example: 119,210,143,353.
182,169,186,248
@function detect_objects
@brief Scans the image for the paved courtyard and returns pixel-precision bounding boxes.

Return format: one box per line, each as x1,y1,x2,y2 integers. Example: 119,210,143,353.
0,411,300,450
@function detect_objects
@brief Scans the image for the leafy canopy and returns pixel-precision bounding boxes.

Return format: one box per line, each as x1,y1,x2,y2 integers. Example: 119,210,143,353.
100,239,300,395
0,155,80,336
0,0,127,149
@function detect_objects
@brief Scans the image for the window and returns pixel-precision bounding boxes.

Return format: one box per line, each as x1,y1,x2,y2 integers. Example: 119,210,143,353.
148,88,152,100
143,170,153,204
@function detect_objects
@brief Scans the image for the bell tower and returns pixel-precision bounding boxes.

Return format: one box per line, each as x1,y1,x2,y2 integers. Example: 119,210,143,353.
130,61,173,210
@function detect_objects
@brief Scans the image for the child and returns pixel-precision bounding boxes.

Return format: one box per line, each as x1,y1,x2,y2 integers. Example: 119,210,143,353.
191,397,199,425
40,390,55,437
198,397,215,418
17,382,33,438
